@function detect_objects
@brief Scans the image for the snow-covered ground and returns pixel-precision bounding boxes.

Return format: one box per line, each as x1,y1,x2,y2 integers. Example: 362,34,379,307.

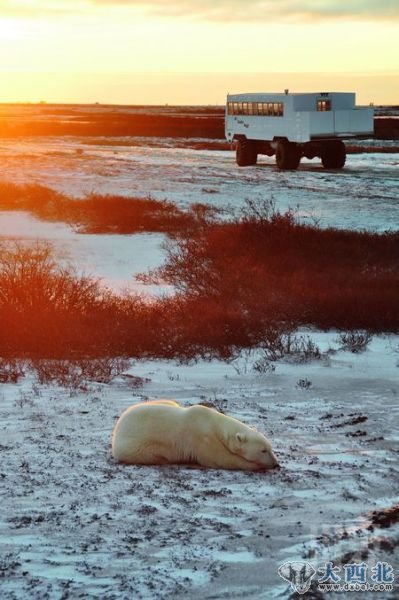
1,336,398,599
0,136,398,599
0,211,167,294
0,136,398,232
1,136,398,291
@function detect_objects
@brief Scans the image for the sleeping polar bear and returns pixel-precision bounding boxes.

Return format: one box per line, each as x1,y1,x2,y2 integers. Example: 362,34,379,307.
112,400,279,471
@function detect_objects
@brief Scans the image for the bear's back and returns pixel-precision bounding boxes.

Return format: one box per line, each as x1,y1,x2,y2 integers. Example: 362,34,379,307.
112,401,185,460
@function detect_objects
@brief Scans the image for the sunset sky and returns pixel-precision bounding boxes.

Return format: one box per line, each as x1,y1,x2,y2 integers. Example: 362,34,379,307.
0,0,398,105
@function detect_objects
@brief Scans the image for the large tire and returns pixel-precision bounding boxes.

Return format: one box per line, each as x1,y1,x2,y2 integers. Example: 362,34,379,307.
236,140,257,167
275,141,301,170
321,140,346,169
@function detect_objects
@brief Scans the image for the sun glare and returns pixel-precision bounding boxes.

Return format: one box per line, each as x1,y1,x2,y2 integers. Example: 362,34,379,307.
0,4,398,103
0,17,25,40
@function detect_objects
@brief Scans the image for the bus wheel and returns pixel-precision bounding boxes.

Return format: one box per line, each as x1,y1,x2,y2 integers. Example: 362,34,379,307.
275,141,301,170
321,140,346,169
236,140,257,167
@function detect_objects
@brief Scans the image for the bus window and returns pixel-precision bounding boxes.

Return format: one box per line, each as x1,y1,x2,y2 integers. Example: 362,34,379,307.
317,99,331,111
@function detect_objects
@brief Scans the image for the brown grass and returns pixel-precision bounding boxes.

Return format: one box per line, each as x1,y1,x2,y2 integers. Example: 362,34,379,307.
0,201,397,361
147,200,399,342
0,182,217,234
0,103,398,140
0,107,225,139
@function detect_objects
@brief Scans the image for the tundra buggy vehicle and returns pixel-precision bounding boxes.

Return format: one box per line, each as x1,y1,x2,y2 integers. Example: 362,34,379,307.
225,91,374,170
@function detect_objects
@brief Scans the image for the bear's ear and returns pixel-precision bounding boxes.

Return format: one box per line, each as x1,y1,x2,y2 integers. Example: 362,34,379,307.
236,432,247,444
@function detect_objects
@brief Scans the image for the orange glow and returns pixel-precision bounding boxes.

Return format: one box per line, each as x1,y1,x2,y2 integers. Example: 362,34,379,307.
0,4,398,104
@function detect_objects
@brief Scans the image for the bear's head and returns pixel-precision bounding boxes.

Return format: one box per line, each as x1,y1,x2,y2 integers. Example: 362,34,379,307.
230,430,279,470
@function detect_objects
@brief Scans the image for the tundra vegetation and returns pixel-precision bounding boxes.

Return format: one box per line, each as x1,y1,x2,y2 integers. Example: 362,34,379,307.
0,103,398,139
0,191,398,379
0,182,215,235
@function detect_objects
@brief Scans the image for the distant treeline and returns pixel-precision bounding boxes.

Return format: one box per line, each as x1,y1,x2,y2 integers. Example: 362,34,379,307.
374,118,399,139
0,109,224,139
0,104,398,139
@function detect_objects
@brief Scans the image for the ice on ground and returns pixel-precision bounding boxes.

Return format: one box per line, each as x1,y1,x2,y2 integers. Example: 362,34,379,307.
0,137,398,598
0,136,398,232
0,211,168,294
1,334,398,599
1,136,398,291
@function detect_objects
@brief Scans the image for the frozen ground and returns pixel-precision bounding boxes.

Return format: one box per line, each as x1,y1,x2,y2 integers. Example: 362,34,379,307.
0,211,167,294
0,136,398,232
1,136,398,291
1,335,398,599
0,136,398,598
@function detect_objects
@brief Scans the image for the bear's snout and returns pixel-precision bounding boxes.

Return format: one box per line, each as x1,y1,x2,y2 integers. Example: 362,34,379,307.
271,454,280,469
262,451,279,469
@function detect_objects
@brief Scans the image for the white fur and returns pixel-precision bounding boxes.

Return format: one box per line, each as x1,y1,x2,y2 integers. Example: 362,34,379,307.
111,400,279,471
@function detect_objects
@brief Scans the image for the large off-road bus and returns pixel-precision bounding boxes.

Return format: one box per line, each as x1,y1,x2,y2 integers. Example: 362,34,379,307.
225,91,374,170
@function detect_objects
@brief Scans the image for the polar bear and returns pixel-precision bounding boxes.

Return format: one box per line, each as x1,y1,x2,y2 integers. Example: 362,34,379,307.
111,400,279,471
